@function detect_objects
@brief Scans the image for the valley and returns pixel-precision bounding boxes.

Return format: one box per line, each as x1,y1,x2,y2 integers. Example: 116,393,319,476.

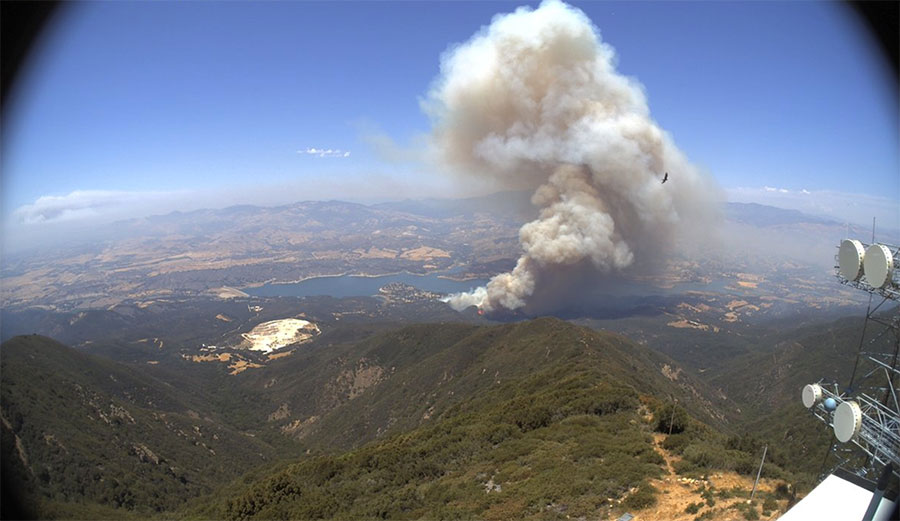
0,197,527,311
1,198,893,520
1,197,880,315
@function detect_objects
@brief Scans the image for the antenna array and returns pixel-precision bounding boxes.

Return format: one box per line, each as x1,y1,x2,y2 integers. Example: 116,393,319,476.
802,239,900,482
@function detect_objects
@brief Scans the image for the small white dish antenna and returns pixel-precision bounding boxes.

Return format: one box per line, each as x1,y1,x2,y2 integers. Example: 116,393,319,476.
833,400,862,443
802,384,823,408
838,239,865,281
863,244,894,288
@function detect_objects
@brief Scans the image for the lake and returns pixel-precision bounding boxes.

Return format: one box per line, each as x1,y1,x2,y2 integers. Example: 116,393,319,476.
244,272,750,300
244,273,490,298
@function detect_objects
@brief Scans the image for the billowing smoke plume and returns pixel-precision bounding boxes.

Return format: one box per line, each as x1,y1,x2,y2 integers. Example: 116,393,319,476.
430,0,718,313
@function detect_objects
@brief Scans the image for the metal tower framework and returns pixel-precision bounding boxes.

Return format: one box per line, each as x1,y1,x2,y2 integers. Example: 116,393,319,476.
806,240,900,483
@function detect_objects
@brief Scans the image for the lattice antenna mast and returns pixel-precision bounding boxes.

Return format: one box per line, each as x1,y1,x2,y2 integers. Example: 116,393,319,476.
802,238,900,482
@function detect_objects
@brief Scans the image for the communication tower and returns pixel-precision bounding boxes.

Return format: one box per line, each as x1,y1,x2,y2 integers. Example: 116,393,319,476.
802,237,900,486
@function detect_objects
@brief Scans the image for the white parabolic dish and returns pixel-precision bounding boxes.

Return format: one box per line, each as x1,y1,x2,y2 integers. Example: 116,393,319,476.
802,384,822,408
863,244,894,288
834,400,862,443
838,239,865,281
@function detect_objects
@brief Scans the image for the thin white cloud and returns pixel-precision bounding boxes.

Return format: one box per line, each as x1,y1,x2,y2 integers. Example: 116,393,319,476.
2,176,469,253
11,189,181,225
9,172,462,228
297,147,351,158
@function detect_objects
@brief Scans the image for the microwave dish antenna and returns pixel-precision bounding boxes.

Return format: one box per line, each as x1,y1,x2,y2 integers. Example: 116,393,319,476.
803,383,823,408
833,400,863,443
865,244,896,289
805,235,900,484
839,239,866,281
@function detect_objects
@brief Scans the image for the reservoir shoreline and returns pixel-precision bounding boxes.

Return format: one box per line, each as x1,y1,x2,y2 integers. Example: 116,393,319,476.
242,271,490,298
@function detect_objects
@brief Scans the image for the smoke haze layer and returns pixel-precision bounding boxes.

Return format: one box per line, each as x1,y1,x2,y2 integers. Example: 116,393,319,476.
429,0,719,313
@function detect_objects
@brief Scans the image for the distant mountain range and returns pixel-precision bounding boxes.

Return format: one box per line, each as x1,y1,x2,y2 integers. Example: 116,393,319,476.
1,193,878,312
724,202,839,227
375,190,538,220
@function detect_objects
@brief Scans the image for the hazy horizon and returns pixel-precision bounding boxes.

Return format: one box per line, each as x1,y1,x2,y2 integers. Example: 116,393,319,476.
2,1,897,253
3,189,897,259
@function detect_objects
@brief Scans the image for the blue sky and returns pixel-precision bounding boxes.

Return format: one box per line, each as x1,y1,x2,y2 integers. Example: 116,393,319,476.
2,1,897,231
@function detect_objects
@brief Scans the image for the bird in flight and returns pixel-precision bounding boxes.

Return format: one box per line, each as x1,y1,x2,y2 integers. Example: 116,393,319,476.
662,172,669,184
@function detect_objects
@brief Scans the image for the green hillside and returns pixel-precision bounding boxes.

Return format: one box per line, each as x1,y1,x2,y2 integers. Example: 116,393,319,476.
710,313,897,478
2,318,824,519
186,319,800,520
197,369,660,520
0,335,286,518
234,318,736,453
708,314,895,415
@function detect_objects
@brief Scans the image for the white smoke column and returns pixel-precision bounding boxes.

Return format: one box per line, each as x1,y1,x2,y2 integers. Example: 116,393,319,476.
431,0,718,313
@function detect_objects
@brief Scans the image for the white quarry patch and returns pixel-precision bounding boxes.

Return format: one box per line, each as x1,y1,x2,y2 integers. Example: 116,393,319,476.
241,319,319,353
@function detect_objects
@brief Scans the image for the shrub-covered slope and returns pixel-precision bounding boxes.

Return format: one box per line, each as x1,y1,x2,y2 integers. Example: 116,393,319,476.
0,335,282,518
196,355,666,520
2,318,812,519
189,318,782,520
246,318,735,453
